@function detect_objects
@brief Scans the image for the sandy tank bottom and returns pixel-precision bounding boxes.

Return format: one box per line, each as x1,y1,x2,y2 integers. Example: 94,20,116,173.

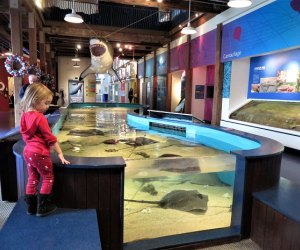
55,108,235,242
124,171,233,243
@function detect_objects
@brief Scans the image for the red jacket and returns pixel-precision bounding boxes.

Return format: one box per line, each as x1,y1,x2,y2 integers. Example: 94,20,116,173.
20,111,57,156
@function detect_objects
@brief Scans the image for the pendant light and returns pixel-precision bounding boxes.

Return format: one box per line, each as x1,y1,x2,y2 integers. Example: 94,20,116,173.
64,0,84,23
73,62,80,68
72,54,80,62
228,0,252,8
181,0,197,35
72,49,80,62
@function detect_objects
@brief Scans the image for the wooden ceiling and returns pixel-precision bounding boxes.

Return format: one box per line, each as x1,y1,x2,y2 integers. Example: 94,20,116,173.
0,0,229,59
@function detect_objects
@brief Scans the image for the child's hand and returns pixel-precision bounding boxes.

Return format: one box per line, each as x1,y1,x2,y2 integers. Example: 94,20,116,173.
58,153,70,165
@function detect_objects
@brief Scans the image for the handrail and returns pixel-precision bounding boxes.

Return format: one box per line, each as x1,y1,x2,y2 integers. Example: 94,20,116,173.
148,109,205,123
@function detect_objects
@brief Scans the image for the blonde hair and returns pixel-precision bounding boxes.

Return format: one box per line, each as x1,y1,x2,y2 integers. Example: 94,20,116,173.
20,83,53,112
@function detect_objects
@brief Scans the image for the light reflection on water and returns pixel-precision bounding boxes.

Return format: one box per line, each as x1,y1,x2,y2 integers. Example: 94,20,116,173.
56,107,236,243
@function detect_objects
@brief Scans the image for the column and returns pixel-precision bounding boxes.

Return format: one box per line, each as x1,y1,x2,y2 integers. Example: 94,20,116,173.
10,0,23,126
211,24,224,126
28,12,37,65
39,31,46,72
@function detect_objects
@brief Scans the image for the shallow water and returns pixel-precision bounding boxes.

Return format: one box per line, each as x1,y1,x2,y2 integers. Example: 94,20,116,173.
56,107,236,242
230,101,300,131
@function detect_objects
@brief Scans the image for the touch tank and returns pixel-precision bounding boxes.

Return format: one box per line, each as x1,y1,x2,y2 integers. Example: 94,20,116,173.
55,104,260,244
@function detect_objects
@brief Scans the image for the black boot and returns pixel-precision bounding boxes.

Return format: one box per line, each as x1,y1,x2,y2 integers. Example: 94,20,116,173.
36,194,57,217
24,194,37,215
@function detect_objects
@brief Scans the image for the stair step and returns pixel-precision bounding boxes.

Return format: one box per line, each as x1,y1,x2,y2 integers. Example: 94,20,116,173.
0,198,102,250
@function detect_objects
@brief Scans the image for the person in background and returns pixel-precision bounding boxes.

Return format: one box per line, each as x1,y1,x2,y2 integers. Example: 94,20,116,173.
9,94,14,108
20,83,70,217
57,89,65,106
128,87,134,103
19,74,39,99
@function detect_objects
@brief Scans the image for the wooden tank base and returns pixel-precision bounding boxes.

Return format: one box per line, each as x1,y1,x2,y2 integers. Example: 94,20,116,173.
13,139,125,250
251,178,300,249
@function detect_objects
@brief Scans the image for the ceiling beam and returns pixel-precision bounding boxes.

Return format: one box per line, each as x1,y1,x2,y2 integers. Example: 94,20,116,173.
22,0,44,28
96,0,228,13
43,21,170,45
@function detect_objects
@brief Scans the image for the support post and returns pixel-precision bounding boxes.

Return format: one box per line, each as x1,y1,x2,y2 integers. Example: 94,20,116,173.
10,0,23,126
211,24,224,125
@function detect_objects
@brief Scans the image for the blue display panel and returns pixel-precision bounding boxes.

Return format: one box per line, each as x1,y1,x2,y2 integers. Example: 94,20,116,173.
248,48,300,100
146,58,154,77
221,0,300,62
156,52,168,76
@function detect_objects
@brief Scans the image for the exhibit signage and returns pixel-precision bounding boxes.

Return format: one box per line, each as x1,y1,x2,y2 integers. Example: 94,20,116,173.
68,79,84,103
195,85,204,99
248,48,300,100
221,0,300,62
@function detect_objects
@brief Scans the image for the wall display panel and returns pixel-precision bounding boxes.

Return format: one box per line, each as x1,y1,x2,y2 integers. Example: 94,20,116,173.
156,52,168,76
195,85,205,99
157,77,167,110
68,79,84,103
222,62,232,98
221,0,300,62
170,43,188,72
85,82,96,97
146,58,154,77
137,62,144,79
248,48,300,100
191,30,216,68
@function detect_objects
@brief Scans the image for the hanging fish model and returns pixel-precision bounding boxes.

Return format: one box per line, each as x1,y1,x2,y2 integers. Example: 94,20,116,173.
79,38,121,81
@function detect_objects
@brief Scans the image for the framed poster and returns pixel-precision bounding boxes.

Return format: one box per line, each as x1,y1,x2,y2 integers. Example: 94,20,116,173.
86,82,96,97
195,85,204,99
248,48,300,100
68,79,84,103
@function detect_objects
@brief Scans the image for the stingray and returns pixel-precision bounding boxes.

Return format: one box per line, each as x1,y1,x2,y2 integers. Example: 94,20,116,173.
154,157,200,173
125,190,208,213
159,154,181,158
124,137,158,147
103,139,119,144
68,128,105,137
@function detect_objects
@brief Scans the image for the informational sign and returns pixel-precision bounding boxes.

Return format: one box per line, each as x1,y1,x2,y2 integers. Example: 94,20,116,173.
221,1,300,62
120,80,126,103
195,85,204,99
86,82,96,97
248,48,300,100
68,79,84,103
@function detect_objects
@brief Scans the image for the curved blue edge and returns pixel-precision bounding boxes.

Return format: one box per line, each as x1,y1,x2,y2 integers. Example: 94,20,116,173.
0,126,20,140
127,113,284,187
126,113,284,156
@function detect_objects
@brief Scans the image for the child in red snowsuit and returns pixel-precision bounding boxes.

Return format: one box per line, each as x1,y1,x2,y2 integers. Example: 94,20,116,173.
20,83,70,217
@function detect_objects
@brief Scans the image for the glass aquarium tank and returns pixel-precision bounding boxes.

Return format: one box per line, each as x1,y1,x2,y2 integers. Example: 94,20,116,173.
230,100,300,132
13,103,283,249
56,105,237,243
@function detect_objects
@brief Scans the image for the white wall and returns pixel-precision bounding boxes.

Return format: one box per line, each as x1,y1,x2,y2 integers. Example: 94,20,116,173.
58,57,96,104
229,58,251,114
171,70,183,111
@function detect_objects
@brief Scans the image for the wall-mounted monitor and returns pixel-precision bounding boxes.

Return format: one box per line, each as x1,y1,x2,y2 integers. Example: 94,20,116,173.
206,86,214,99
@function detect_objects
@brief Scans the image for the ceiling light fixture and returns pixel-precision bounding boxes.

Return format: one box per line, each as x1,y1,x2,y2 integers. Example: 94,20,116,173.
64,0,84,23
73,62,80,68
228,0,252,8
72,48,80,61
181,0,197,35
